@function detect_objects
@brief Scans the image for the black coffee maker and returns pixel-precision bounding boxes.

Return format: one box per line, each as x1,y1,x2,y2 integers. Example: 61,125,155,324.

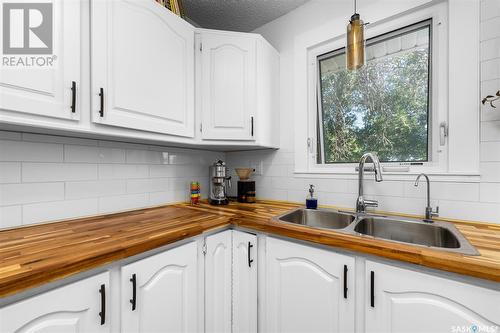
235,168,256,203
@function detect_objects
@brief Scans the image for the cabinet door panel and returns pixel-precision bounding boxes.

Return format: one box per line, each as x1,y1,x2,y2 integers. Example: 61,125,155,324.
233,231,257,333
0,273,109,333
92,0,194,137
121,242,199,333
0,0,80,121
205,230,232,333
266,237,355,333
365,260,500,333
201,33,256,140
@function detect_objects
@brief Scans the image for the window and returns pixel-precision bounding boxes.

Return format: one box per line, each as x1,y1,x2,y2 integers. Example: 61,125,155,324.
317,20,432,164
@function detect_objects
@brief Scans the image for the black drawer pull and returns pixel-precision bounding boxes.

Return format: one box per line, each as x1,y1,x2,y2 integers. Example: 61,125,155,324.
251,116,254,136
343,265,348,299
370,271,375,308
71,81,76,113
130,274,137,311
99,284,106,325
99,88,104,117
248,241,254,267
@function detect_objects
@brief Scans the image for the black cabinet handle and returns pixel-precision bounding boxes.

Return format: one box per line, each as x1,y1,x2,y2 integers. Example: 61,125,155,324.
251,117,254,136
71,81,76,113
99,284,106,325
99,88,104,117
130,274,137,311
248,241,254,267
370,271,375,308
343,265,348,299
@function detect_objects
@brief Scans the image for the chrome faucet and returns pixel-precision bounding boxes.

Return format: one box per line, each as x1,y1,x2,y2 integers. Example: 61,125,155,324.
414,173,439,222
356,152,383,213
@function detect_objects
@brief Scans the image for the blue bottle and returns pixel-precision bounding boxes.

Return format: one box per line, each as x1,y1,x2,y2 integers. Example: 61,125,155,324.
306,184,318,209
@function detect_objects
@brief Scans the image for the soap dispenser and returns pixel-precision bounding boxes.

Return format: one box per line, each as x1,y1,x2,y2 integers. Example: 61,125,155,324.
306,184,318,209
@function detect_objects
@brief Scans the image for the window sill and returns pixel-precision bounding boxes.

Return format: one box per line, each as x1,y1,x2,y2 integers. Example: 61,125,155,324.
293,170,481,183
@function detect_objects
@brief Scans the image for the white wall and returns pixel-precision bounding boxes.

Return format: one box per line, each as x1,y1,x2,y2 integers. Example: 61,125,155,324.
0,131,223,228
227,0,500,223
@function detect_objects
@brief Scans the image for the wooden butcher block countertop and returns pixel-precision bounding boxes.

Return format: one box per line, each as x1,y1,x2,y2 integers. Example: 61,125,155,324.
0,200,499,297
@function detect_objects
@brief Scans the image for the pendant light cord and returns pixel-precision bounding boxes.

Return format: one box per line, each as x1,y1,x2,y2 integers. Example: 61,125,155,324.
354,0,357,14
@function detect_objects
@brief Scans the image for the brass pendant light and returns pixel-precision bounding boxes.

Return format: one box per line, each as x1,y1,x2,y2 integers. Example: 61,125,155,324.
346,0,365,70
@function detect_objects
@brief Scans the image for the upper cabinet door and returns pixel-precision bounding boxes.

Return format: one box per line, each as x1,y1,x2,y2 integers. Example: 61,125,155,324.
91,0,194,137
365,260,500,333
121,242,199,333
0,272,110,333
200,32,256,141
265,237,355,333
232,231,257,333
0,0,80,121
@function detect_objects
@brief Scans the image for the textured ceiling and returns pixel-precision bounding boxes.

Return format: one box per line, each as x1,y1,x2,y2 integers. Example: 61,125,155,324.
182,0,311,32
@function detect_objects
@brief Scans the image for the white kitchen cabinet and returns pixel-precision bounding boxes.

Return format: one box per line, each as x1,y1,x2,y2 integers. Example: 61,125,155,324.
265,237,355,333
0,0,80,121
0,272,109,333
233,231,257,333
120,242,199,333
205,230,232,333
198,30,279,146
91,0,195,137
365,260,500,333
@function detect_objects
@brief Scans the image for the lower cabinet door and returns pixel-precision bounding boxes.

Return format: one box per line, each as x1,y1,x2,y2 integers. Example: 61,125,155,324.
120,242,199,333
205,230,232,333
233,231,257,333
0,272,110,333
365,260,500,333
265,237,355,333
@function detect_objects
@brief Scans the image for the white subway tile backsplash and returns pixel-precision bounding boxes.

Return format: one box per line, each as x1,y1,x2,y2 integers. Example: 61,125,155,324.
22,163,98,182
480,162,500,182
99,193,149,214
65,145,126,164
481,58,500,81
65,180,127,199
0,183,64,205
126,178,169,194
22,198,99,225
98,164,149,179
22,133,98,146
481,0,500,23
480,141,500,161
126,149,165,164
481,37,500,61
481,120,500,141
0,140,63,162
480,182,500,203
0,205,22,229
481,16,500,40
0,162,21,183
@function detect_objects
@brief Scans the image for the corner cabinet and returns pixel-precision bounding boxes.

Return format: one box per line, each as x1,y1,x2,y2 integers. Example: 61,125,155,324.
0,0,81,122
91,0,195,137
197,30,280,146
265,237,355,333
120,241,199,333
365,260,500,333
0,272,109,333
204,230,258,333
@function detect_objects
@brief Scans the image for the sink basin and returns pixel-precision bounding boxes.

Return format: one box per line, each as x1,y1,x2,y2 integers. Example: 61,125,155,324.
275,208,355,230
353,217,479,255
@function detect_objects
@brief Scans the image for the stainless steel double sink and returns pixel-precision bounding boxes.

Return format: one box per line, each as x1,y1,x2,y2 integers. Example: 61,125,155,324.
273,208,479,255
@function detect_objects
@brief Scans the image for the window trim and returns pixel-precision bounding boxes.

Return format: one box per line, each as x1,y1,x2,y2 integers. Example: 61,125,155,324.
303,3,453,177
316,19,433,165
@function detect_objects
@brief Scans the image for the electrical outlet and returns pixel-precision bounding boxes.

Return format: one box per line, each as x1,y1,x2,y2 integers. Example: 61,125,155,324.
249,161,263,175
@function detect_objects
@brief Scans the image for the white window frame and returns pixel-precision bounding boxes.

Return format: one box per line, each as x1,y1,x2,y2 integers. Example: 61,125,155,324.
293,1,480,182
